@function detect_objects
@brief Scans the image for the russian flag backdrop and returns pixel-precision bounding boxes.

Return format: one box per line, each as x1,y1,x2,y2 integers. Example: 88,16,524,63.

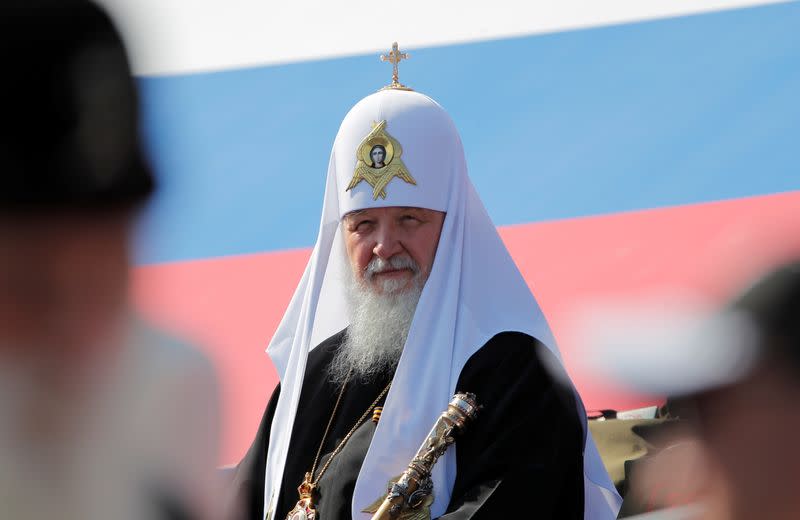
99,0,800,463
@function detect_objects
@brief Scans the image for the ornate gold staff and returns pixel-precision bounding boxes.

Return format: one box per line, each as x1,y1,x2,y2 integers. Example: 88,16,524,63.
365,393,480,520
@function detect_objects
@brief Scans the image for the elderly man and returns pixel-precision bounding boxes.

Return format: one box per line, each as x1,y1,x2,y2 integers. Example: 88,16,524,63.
232,65,619,520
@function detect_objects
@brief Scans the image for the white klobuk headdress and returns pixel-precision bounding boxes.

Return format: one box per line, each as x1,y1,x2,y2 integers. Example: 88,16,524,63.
263,88,621,519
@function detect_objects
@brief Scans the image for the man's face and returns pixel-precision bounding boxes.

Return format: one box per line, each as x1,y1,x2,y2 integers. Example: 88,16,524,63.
342,206,445,295
370,146,386,167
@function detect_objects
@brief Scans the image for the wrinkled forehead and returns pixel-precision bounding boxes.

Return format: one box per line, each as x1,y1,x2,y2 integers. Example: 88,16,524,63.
333,90,463,219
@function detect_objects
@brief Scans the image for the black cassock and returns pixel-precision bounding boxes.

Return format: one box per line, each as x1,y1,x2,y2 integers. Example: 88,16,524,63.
230,330,584,519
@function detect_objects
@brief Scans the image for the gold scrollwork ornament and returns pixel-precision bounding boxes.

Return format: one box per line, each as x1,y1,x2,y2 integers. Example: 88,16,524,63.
346,120,416,200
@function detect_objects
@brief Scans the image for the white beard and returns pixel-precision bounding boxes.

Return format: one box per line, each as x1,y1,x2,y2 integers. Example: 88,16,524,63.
328,256,424,386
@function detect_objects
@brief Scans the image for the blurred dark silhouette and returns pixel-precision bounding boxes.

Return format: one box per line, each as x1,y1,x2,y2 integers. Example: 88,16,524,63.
0,2,221,519
617,260,800,519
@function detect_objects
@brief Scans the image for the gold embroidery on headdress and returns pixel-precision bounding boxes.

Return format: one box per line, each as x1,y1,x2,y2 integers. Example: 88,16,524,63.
346,120,416,200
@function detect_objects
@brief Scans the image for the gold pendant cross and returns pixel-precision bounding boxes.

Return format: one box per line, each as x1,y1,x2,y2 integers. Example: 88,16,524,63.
380,42,411,90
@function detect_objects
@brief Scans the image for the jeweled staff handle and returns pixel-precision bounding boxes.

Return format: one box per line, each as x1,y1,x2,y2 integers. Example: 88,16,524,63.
370,393,480,520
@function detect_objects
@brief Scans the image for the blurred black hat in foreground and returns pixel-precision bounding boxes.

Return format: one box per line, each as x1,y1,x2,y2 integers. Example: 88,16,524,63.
0,0,153,211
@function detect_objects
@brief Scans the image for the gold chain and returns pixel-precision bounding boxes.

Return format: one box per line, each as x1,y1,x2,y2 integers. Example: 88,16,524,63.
308,369,392,485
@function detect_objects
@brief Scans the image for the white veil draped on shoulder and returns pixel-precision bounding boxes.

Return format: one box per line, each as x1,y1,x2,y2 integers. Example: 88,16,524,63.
263,89,621,519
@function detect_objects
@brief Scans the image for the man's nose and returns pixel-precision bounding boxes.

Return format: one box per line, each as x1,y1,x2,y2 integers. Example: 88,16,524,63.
373,226,402,260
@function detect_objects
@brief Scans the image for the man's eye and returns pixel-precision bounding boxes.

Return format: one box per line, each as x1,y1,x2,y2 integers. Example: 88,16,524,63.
401,215,419,223
355,220,373,231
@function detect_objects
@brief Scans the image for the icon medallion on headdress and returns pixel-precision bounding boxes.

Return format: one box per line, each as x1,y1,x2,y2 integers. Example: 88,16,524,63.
346,120,416,200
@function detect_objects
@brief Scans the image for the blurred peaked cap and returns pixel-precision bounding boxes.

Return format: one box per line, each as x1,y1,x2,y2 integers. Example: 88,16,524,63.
581,259,800,398
0,0,154,212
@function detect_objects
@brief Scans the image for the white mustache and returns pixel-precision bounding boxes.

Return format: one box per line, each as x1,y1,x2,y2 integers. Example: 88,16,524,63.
364,255,420,280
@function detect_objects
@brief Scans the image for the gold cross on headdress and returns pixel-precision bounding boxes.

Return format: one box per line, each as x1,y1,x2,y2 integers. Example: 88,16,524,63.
380,42,412,91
